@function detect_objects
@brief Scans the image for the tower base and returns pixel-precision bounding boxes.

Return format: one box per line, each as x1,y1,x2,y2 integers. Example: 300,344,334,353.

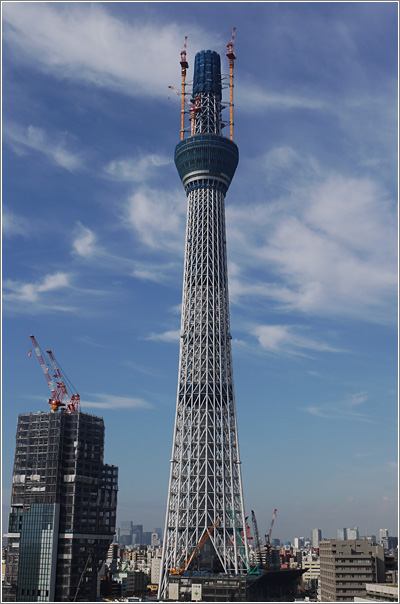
165,569,305,602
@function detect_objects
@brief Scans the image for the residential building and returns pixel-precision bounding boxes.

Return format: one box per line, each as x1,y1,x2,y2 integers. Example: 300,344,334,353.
2,409,117,602
319,539,385,602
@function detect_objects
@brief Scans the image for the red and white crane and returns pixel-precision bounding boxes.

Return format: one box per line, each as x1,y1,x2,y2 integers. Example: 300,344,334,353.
29,335,80,412
168,85,201,136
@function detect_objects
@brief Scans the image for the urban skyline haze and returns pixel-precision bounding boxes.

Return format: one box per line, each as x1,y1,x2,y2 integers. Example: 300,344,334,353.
2,1,398,544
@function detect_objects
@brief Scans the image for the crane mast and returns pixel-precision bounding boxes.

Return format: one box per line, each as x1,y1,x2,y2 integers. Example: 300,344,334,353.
251,510,262,565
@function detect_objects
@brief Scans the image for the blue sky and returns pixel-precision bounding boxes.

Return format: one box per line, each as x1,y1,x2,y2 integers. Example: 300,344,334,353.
2,2,398,543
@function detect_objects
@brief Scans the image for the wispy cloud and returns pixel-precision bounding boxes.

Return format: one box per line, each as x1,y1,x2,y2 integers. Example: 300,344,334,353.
300,392,376,423
104,153,172,182
2,3,217,99
227,151,397,323
146,329,180,343
82,393,153,410
3,122,83,171
252,324,342,356
3,272,71,303
125,186,186,253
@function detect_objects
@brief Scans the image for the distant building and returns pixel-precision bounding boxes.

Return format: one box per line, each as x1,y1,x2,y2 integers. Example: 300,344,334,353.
319,539,385,602
379,529,389,542
120,521,133,546
294,537,304,549
347,526,360,540
132,524,143,546
2,409,118,602
311,528,322,549
337,526,360,541
382,536,398,551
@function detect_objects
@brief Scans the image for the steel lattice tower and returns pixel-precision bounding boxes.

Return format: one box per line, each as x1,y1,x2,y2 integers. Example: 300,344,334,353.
158,47,249,600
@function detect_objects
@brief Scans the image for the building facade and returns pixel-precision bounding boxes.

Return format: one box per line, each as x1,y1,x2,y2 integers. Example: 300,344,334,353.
3,409,118,602
319,540,385,602
158,46,248,599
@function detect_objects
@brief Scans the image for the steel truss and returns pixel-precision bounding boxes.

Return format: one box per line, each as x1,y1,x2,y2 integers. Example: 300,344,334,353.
158,181,248,599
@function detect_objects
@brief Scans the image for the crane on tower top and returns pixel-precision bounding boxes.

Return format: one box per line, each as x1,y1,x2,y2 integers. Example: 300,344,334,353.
168,85,201,136
226,27,237,142
29,335,81,412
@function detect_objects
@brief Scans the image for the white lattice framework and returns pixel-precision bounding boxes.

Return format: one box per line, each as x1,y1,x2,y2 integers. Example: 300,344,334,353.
158,51,248,600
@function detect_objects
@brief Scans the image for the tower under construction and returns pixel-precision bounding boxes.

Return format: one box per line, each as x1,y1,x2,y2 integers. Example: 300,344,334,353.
158,34,250,600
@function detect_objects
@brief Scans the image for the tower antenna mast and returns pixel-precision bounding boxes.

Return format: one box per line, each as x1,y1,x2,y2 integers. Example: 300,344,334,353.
226,27,237,141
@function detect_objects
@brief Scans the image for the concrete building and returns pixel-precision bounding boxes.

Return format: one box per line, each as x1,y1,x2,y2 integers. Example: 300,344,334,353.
2,409,118,602
319,540,385,602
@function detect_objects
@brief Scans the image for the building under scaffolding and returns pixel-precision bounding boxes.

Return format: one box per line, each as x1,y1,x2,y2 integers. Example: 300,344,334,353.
3,409,118,602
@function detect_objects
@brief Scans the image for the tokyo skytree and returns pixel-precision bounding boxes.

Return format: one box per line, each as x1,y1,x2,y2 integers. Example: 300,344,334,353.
158,36,249,599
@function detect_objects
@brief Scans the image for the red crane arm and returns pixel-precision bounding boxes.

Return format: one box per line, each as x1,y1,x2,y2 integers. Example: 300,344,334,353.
29,335,55,394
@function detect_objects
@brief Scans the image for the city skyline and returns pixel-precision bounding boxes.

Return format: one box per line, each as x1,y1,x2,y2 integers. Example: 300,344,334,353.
2,1,398,544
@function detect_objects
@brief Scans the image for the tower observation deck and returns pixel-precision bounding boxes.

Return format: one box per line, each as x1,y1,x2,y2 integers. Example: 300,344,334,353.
158,46,249,600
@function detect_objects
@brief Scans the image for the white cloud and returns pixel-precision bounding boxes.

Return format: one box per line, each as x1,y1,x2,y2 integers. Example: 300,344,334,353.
125,186,186,252
3,271,71,303
146,329,180,343
82,393,153,410
2,3,217,99
3,122,82,171
104,154,172,182
252,324,341,356
299,392,375,423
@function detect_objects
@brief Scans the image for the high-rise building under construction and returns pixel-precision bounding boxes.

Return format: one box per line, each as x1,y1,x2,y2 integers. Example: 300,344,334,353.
158,36,250,599
3,409,118,602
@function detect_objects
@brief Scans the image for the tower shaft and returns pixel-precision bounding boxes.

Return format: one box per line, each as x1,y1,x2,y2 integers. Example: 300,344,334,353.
159,49,248,599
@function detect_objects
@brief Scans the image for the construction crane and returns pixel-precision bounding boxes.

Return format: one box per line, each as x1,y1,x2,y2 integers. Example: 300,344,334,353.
229,510,259,575
251,510,262,565
226,27,237,141
29,335,80,412
168,85,201,136
170,520,219,575
265,508,278,557
179,36,189,140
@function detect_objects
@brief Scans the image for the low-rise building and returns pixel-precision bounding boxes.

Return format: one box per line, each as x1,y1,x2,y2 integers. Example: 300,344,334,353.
354,582,398,602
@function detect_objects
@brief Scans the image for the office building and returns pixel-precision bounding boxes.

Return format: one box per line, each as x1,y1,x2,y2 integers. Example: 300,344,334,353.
319,539,385,602
3,409,117,602
158,40,248,599
379,529,389,542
